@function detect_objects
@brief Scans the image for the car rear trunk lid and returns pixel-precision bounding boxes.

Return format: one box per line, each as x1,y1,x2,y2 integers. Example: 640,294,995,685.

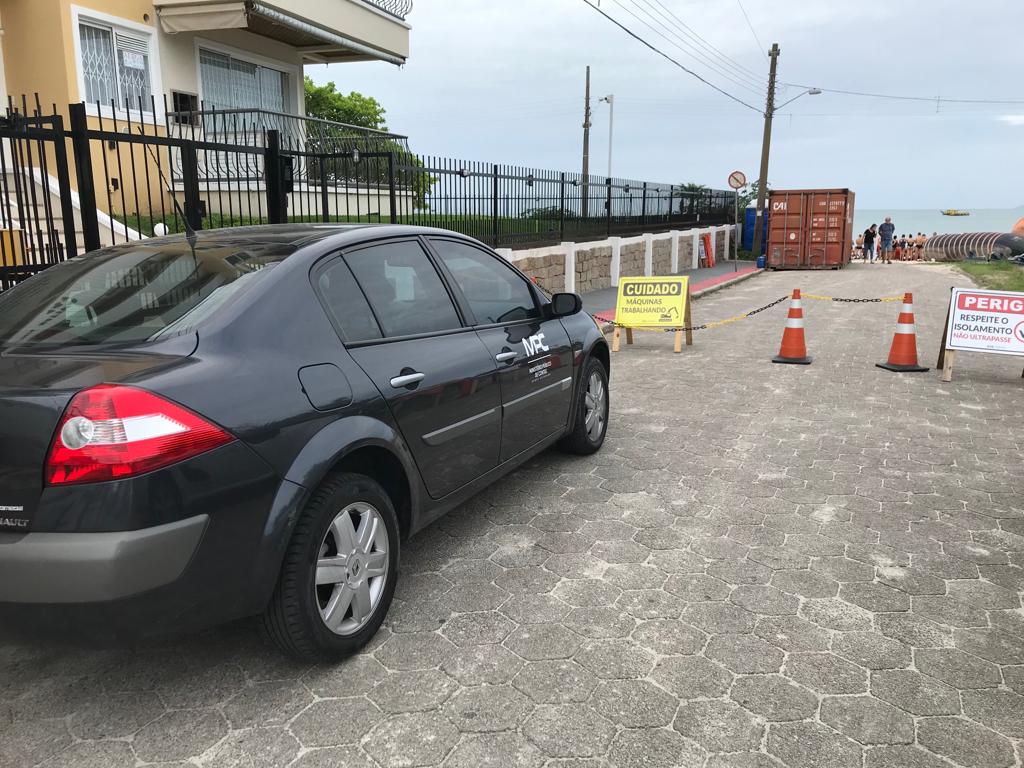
0,340,194,531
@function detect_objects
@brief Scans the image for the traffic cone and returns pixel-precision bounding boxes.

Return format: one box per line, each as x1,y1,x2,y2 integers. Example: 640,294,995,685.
772,289,812,365
876,292,929,372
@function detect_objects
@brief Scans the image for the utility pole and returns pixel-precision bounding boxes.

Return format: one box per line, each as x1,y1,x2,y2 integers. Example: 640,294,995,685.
581,66,592,217
600,94,614,178
751,43,779,258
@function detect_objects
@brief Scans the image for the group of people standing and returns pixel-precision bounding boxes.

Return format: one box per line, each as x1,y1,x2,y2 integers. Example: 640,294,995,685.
856,218,927,263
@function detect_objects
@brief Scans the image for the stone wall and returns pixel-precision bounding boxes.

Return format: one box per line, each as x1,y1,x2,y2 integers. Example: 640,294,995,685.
619,242,646,277
653,239,672,274
575,245,612,293
679,238,694,268
504,225,735,293
514,253,565,295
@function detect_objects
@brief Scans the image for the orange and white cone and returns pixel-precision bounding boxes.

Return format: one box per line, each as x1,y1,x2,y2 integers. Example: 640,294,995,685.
876,292,929,372
772,288,812,365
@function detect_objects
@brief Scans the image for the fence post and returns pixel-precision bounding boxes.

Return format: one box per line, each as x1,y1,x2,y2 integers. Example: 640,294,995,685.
491,164,499,247
644,232,653,276
641,182,648,227
605,178,612,237
610,236,621,287
179,143,203,232
387,152,398,224
668,185,675,227
562,242,576,293
558,172,566,242
265,130,286,225
68,103,101,252
48,113,79,259
318,156,329,223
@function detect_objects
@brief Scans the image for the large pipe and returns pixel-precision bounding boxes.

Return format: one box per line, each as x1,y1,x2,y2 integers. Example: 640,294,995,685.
922,232,1024,261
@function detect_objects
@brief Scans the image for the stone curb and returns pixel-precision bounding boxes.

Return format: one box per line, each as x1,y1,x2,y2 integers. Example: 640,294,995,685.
597,268,765,334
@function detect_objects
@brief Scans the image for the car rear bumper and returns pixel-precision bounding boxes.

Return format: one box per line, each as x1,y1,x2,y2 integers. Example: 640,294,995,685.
0,514,208,603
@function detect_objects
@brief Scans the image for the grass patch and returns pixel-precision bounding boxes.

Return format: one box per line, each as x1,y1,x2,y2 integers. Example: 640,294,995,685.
958,261,1024,292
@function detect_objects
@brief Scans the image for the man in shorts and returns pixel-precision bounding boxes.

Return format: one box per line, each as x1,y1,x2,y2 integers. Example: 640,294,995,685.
878,217,896,264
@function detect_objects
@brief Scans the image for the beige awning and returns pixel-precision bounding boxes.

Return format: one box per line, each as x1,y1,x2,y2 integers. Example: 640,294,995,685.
157,2,247,33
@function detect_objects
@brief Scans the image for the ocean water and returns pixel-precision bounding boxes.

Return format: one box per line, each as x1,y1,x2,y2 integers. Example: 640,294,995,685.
853,208,1024,238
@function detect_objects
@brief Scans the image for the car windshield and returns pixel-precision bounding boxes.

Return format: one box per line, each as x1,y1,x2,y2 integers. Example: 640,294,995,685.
0,239,294,348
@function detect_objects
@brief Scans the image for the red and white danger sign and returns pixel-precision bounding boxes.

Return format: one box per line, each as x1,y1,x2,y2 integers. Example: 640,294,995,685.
946,288,1024,356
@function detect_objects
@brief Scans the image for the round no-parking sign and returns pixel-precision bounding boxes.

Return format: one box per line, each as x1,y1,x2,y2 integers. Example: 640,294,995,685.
728,171,747,190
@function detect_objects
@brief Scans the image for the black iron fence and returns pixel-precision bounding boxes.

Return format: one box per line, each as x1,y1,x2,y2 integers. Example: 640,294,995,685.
0,96,735,290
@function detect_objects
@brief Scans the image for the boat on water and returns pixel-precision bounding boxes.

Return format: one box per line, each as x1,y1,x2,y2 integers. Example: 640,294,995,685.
940,209,971,216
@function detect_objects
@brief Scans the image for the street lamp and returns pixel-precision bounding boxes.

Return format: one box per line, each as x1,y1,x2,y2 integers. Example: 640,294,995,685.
775,87,822,111
599,94,614,179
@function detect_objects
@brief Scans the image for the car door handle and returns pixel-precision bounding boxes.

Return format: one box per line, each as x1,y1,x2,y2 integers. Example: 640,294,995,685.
390,372,425,388
495,351,517,363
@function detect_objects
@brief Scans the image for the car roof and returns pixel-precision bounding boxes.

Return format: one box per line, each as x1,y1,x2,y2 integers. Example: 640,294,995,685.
137,224,486,255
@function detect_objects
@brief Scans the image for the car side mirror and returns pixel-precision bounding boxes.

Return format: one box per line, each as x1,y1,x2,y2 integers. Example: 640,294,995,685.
549,292,583,318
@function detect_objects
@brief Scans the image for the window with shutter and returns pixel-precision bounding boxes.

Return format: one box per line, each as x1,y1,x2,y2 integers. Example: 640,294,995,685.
77,18,153,110
198,48,290,114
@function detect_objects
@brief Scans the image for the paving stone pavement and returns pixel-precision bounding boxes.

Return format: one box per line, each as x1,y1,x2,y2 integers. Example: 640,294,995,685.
3,263,1024,768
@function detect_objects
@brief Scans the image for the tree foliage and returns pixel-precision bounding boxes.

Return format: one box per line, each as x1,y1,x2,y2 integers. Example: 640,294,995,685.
303,77,388,130
301,77,434,210
736,180,769,210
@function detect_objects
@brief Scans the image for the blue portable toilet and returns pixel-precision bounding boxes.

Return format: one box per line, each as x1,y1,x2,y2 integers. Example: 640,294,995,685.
742,207,768,255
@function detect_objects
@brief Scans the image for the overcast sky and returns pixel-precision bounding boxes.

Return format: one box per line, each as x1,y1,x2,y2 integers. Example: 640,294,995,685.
307,0,1024,209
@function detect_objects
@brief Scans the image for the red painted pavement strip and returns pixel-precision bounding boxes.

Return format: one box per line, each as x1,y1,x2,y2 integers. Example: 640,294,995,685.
593,267,760,323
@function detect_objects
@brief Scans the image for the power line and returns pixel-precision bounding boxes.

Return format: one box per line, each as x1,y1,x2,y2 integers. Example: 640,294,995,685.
635,0,765,83
608,0,764,95
580,0,762,112
735,0,768,59
598,0,770,99
782,82,1024,105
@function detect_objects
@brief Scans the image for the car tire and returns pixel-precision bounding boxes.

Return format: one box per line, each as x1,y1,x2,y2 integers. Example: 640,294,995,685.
557,356,609,455
260,472,400,661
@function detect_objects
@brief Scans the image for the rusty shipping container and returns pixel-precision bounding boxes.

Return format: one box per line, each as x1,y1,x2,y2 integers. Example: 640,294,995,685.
766,188,856,270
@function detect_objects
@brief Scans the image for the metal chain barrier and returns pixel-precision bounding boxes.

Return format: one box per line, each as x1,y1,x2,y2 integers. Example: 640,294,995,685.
802,294,904,303
599,295,790,334
596,292,904,334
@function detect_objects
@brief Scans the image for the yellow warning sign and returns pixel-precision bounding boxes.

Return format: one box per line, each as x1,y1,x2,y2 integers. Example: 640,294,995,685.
614,276,690,328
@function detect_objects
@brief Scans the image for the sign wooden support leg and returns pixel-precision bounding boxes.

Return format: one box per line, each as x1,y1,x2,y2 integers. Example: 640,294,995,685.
612,327,621,353
942,350,956,382
684,287,694,347
626,328,634,346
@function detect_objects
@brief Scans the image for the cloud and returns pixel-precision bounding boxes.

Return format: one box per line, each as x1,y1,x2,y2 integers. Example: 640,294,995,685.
999,115,1024,126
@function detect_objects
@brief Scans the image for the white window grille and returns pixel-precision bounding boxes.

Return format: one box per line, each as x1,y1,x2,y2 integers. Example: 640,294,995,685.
198,49,289,114
79,20,153,109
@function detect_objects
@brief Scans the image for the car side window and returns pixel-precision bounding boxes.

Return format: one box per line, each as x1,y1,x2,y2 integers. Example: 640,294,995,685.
344,240,462,338
317,259,383,343
430,239,540,325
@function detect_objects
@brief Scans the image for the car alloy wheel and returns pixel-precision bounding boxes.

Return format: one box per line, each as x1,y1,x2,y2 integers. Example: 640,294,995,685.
315,502,389,636
584,370,607,443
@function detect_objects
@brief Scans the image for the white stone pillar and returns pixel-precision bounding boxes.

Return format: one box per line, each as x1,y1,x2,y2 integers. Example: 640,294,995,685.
562,242,576,293
643,233,654,276
670,230,680,273
691,229,700,269
722,225,730,261
610,237,622,287
710,227,717,264
496,248,513,262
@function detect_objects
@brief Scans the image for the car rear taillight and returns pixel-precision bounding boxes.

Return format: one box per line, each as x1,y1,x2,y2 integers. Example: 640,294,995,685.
45,384,233,485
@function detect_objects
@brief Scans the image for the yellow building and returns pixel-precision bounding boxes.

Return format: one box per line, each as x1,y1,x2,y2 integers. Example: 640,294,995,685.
0,0,412,255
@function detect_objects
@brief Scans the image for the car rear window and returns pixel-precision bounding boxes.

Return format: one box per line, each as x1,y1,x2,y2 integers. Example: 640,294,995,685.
0,240,292,347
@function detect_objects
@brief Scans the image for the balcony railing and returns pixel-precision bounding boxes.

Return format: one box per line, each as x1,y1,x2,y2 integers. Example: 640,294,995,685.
362,0,413,20
164,107,411,181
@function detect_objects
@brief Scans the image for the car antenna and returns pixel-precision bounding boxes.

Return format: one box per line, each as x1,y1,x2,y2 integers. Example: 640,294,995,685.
131,120,199,264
